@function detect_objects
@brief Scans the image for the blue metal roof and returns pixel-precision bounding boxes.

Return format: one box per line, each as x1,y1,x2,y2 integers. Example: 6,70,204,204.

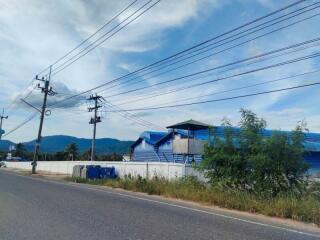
211,126,320,152
139,131,167,145
132,126,320,152
155,129,189,146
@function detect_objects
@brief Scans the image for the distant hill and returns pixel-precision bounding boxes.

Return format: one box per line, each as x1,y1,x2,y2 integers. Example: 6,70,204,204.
0,140,15,151
0,135,134,155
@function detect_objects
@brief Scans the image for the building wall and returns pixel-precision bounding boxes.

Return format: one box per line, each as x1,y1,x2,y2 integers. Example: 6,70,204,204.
132,140,160,162
132,131,207,163
134,140,154,151
131,130,320,175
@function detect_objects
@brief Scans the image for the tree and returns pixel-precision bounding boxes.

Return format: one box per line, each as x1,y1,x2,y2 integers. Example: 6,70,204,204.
98,153,122,161
201,119,246,189
200,109,309,196
53,151,67,161
14,143,26,158
64,143,78,161
81,148,92,161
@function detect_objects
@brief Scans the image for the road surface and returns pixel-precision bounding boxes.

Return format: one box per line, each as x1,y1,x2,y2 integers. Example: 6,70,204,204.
0,170,319,240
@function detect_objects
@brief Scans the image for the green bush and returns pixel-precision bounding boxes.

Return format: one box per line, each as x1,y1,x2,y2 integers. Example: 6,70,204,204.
200,109,309,196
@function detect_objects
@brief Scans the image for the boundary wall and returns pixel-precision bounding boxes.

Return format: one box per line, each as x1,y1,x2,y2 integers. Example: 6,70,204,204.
4,161,205,180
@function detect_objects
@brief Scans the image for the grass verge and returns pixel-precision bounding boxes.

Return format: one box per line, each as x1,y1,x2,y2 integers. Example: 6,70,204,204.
66,176,320,226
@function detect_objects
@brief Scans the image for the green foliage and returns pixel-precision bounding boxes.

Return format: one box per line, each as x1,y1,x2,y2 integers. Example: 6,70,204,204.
97,152,122,161
81,148,92,161
200,109,309,196
0,150,6,159
14,143,26,158
53,151,67,161
64,143,79,160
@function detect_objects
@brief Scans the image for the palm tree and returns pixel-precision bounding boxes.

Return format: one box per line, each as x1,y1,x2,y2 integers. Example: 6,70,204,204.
64,143,78,161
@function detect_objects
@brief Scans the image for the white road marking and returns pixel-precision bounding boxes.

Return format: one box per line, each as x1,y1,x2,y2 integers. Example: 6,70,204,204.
3,170,320,238
71,184,320,238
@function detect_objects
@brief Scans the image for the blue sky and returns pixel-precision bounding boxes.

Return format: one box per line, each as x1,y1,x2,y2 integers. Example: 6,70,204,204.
0,0,320,142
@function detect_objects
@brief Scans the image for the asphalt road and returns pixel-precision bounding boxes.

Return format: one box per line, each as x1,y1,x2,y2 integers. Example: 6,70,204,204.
0,170,319,240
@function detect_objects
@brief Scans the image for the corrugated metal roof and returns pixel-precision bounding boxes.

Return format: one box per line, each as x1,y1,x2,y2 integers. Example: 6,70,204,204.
211,126,320,152
166,119,212,130
155,129,189,146
139,131,167,145
132,126,320,152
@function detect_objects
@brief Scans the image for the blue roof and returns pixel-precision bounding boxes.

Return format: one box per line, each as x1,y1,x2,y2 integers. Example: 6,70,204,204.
211,126,320,152
155,129,189,146
132,126,320,152
139,131,167,145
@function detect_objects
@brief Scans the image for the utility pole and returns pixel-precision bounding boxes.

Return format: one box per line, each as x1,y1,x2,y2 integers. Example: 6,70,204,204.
32,66,55,174
87,94,104,161
0,109,8,140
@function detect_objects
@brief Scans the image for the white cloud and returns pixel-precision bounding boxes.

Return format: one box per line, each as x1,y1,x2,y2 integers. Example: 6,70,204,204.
1,0,320,143
0,0,219,142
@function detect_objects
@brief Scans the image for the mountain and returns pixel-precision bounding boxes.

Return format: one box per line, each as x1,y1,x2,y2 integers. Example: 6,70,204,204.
0,135,134,155
0,140,15,151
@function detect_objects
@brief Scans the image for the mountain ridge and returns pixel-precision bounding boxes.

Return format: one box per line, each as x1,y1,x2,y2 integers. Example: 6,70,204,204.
0,135,134,154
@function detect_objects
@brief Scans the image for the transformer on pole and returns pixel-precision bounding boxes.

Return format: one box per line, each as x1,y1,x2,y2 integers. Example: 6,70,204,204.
87,94,105,161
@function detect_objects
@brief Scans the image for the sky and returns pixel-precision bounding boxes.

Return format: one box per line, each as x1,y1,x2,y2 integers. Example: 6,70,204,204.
0,0,320,142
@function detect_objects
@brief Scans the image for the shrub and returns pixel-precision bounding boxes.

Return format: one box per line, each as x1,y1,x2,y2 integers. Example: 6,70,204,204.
200,109,309,196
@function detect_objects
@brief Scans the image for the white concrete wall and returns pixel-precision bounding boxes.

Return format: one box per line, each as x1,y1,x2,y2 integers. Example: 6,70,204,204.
4,161,205,180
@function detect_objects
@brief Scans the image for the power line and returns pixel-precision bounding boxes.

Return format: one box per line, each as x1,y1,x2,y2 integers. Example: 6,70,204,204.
47,102,163,130
101,50,320,99
129,0,306,72
51,0,161,77
127,69,320,108
2,113,38,138
87,94,104,161
36,0,139,77
96,2,320,94
103,101,164,130
32,66,56,174
48,0,311,108
1,1,162,138
103,82,320,112
3,0,141,113
132,1,319,74
3,1,317,137
110,38,320,105
105,0,309,84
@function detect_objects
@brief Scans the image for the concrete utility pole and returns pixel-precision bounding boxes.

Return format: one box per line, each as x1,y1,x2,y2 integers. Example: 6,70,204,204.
32,66,56,174
0,109,8,140
87,94,104,161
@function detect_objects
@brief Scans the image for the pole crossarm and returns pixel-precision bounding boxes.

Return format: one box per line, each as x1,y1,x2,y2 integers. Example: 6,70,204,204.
87,94,105,161
32,65,55,174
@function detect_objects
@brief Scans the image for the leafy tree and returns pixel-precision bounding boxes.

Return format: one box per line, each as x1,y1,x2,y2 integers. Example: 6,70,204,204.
200,109,309,196
239,108,266,155
201,119,245,189
65,143,78,161
0,151,6,160
98,153,122,161
53,151,67,161
14,143,26,158
81,148,92,161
